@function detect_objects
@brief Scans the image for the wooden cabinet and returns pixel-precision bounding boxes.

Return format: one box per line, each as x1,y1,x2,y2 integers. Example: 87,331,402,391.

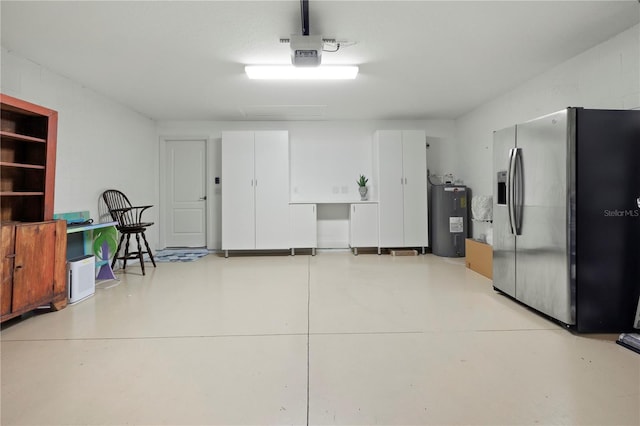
221,131,290,255
349,203,378,254
290,204,317,254
1,220,67,322
1,94,58,222
374,130,428,251
1,95,66,322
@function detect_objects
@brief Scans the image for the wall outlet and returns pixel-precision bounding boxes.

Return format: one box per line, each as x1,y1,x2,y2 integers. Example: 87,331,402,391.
341,186,348,194
332,186,339,194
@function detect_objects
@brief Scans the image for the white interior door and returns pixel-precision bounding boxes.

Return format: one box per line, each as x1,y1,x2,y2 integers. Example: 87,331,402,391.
221,132,256,250
401,131,428,247
164,139,207,247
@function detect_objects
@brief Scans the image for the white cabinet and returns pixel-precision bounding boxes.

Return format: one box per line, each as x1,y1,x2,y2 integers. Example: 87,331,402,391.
349,203,378,255
254,132,291,249
222,131,290,255
290,204,317,255
374,130,428,251
221,131,254,250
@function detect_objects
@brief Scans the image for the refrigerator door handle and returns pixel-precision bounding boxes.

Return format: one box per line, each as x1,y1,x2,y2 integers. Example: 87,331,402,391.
514,147,524,235
507,148,517,235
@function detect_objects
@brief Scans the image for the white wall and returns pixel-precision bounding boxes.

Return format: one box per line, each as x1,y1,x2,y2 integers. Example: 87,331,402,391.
456,24,639,200
1,48,160,246
5,25,635,250
157,119,455,249
1,45,454,252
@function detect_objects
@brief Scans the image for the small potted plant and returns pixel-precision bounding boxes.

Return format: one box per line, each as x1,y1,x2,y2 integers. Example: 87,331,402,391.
357,174,369,201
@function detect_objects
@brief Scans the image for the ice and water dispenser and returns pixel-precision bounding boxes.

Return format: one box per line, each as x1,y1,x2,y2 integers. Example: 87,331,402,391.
496,171,507,206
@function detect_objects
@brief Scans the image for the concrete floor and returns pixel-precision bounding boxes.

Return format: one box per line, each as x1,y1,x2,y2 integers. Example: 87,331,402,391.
1,252,638,425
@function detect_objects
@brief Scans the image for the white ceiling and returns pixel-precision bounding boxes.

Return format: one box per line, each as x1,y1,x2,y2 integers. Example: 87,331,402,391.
1,1,638,121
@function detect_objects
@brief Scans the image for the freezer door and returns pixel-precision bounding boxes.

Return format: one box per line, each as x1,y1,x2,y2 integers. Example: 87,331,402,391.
515,109,574,325
492,126,516,297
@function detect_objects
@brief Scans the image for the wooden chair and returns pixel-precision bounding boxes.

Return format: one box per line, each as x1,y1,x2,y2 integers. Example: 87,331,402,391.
101,189,156,275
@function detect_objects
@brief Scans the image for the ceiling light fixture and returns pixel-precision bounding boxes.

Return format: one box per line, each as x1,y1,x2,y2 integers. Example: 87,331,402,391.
245,0,358,81
245,65,358,80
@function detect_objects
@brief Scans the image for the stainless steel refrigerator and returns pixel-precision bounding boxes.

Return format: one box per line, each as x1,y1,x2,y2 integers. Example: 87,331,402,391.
493,108,640,333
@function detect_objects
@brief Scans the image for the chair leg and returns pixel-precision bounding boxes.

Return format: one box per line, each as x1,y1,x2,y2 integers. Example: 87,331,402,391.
141,231,156,268
135,232,146,275
112,233,126,269
123,234,132,270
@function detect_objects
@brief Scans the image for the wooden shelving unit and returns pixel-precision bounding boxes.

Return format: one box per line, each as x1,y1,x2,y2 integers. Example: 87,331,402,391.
1,94,66,323
1,94,58,222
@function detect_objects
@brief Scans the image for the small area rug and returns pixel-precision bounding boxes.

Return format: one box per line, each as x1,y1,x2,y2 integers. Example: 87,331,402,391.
152,248,210,263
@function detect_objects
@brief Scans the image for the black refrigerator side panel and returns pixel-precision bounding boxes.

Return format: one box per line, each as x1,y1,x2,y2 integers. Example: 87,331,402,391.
575,109,640,332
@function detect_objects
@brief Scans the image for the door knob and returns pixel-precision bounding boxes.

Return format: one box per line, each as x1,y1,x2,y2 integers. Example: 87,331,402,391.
199,196,207,201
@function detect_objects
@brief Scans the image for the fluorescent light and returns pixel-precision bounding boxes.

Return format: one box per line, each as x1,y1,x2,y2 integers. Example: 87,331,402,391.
245,65,358,80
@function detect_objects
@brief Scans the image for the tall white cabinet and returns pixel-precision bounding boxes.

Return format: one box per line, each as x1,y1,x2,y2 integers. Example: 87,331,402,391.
373,130,428,252
222,131,290,256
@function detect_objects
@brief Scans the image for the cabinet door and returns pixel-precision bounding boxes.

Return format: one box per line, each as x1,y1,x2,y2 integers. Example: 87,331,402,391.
401,131,428,246
290,204,317,249
376,131,404,247
349,204,379,248
222,131,256,250
12,223,55,310
255,131,290,249
1,225,15,316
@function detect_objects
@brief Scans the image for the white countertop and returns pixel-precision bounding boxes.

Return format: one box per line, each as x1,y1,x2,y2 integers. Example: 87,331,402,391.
289,200,378,204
